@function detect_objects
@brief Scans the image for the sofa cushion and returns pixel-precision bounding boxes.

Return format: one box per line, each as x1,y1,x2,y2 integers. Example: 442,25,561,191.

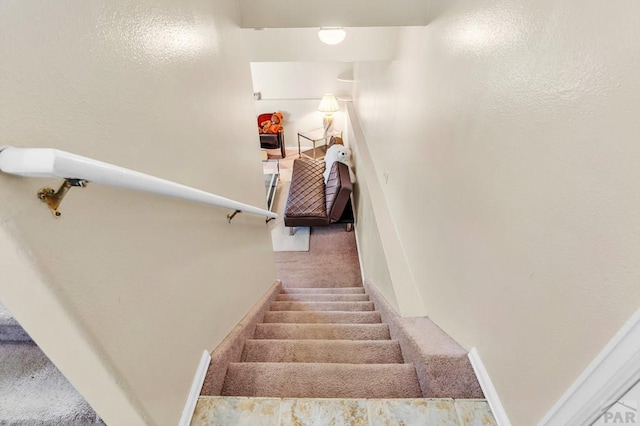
284,159,327,219
326,162,353,222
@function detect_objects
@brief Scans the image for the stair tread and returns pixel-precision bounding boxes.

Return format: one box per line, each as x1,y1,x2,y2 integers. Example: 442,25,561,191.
263,311,381,324
194,396,495,425
270,301,374,312
276,294,369,302
242,339,403,363
217,283,424,401
255,323,390,340
222,363,422,398
281,287,365,294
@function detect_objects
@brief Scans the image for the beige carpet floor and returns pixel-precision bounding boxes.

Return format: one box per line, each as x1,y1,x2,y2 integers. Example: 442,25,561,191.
267,149,363,288
274,224,363,288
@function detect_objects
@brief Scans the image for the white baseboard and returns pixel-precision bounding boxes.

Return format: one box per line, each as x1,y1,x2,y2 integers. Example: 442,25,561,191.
468,348,512,426
539,308,640,426
179,350,211,426
351,206,366,285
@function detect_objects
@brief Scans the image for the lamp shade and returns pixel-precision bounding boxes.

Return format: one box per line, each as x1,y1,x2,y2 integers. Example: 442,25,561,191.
318,28,346,45
317,94,340,113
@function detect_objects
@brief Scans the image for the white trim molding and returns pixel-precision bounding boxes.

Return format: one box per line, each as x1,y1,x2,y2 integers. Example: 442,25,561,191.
539,308,640,426
179,350,211,426
468,348,512,426
350,194,366,285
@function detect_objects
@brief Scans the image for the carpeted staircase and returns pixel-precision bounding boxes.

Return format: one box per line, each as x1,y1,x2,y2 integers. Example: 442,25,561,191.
220,286,423,399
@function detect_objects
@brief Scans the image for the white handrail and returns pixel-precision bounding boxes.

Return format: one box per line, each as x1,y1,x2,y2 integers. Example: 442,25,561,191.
0,146,277,220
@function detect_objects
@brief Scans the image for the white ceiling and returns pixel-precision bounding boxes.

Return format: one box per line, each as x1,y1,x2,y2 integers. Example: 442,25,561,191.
240,0,431,63
243,27,400,62
238,0,429,29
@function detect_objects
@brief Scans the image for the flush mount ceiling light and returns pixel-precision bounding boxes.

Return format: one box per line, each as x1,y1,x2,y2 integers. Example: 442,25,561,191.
318,28,346,45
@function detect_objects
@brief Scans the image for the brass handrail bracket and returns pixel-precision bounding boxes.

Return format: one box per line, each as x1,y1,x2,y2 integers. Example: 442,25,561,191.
37,179,89,217
227,209,242,223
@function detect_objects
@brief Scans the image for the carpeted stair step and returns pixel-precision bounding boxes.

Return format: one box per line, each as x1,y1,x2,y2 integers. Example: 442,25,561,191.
0,342,103,424
269,301,374,312
241,339,403,364
263,311,381,324
254,323,391,340
0,302,32,342
275,294,369,302
281,287,365,294
221,363,422,398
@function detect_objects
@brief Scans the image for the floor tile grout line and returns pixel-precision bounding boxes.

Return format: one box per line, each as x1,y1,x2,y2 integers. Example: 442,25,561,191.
453,399,464,426
276,397,283,426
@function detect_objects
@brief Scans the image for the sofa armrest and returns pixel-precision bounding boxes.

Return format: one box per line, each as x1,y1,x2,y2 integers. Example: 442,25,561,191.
326,162,352,222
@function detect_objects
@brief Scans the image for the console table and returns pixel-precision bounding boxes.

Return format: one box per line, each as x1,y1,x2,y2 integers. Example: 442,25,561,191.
297,128,342,160
263,159,279,211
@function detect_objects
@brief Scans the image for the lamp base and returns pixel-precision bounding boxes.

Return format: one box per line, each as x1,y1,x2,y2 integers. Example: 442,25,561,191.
322,114,334,137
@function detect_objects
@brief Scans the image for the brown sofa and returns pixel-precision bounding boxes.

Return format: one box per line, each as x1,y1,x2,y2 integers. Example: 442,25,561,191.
284,159,353,234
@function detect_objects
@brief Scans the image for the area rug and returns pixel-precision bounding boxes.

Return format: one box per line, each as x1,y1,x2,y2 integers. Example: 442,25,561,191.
269,171,310,252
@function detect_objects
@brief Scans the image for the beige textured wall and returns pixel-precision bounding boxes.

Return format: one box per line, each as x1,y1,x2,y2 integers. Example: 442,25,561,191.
347,104,425,317
0,1,275,425
353,1,640,424
347,125,399,312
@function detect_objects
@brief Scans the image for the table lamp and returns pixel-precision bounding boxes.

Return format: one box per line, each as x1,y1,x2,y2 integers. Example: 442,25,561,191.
317,94,340,136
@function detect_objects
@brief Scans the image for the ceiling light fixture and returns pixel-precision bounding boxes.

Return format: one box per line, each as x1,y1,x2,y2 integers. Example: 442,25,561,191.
318,28,346,45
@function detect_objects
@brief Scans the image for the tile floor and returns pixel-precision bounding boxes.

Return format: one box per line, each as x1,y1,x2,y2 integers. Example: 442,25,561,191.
191,396,497,426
